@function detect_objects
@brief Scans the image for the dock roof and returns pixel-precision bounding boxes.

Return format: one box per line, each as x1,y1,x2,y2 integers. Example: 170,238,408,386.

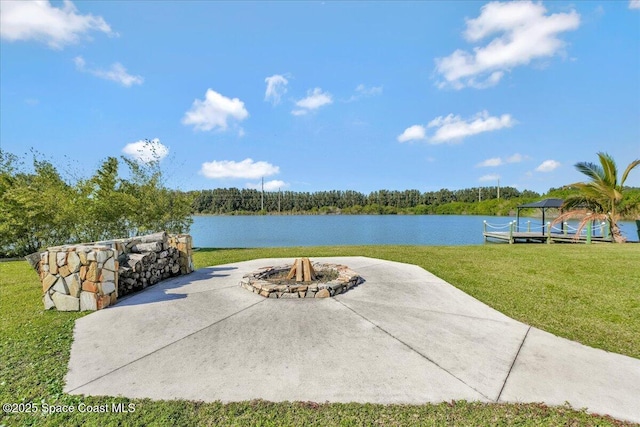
517,198,564,209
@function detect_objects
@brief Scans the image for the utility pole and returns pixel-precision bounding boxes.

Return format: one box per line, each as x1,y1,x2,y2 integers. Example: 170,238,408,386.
478,187,482,202
261,177,264,211
278,188,281,213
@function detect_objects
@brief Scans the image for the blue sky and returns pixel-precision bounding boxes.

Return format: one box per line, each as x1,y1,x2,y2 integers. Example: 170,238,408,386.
1,0,639,194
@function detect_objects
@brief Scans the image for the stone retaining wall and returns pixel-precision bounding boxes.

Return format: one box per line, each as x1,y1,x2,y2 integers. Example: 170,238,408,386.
29,232,193,312
38,245,117,311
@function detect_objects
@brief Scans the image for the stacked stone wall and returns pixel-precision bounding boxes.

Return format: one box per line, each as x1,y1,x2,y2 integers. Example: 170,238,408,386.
30,232,193,312
37,246,118,311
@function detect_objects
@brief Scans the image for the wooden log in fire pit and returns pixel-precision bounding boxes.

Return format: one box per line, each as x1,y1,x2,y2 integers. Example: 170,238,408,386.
285,257,316,282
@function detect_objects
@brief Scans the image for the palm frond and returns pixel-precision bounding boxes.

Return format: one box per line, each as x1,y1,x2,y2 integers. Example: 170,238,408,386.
598,152,618,189
574,161,604,183
612,188,624,205
562,195,603,213
587,182,617,202
620,159,640,187
570,182,612,206
562,195,587,209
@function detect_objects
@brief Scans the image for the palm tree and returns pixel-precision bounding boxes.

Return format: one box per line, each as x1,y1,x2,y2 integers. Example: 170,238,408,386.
553,152,640,243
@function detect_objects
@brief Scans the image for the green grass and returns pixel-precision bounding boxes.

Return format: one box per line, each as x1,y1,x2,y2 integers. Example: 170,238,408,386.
1,245,638,426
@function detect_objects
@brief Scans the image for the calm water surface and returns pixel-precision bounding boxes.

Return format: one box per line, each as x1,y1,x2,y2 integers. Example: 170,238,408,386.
189,215,639,247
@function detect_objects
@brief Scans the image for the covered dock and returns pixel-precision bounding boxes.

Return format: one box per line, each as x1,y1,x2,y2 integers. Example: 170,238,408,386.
483,198,612,244
515,198,564,233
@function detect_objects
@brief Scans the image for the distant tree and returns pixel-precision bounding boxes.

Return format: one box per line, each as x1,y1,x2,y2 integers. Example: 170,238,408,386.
120,154,193,236
74,157,136,241
553,152,640,243
521,189,541,199
620,187,640,219
0,145,194,257
0,151,76,256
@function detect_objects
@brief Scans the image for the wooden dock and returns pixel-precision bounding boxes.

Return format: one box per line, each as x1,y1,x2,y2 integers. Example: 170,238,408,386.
482,220,612,244
483,231,612,244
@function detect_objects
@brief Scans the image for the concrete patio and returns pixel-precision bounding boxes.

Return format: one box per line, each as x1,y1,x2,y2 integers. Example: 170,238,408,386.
64,257,640,423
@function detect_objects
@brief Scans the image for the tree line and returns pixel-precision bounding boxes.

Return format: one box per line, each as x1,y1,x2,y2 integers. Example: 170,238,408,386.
189,185,639,218
189,187,542,215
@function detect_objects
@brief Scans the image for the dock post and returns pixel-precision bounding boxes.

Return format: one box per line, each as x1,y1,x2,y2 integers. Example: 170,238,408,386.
564,222,568,236
546,222,552,244
509,221,514,244
527,220,531,232
586,221,592,244
483,221,487,242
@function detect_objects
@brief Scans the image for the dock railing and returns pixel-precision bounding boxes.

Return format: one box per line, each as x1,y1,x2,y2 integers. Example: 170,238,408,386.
483,220,517,243
519,220,553,234
484,219,610,244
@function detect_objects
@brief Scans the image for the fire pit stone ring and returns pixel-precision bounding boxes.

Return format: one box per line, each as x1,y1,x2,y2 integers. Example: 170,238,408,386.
239,259,363,299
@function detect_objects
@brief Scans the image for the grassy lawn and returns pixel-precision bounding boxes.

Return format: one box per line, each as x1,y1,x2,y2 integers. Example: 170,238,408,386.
1,245,638,426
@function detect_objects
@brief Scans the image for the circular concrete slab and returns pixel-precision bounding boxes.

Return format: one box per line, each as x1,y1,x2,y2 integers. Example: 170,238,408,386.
64,257,640,423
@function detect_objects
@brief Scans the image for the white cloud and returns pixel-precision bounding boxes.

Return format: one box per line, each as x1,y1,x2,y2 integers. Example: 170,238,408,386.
296,88,332,109
397,125,427,143
93,63,143,87
469,71,505,89
479,173,501,182
435,1,580,89
355,84,383,96
122,138,169,163
200,159,279,179
506,153,525,163
630,0,640,9
182,89,249,132
246,180,289,191
428,110,514,143
292,88,332,115
264,74,288,105
477,157,503,167
0,0,114,49
347,84,384,101
74,56,143,87
73,55,85,68
477,153,526,167
535,159,561,172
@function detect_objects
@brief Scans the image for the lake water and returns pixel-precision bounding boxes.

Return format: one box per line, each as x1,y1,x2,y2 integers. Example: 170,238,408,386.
190,215,639,247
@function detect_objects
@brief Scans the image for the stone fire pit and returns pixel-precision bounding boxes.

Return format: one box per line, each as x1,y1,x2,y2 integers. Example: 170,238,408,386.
240,260,363,299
